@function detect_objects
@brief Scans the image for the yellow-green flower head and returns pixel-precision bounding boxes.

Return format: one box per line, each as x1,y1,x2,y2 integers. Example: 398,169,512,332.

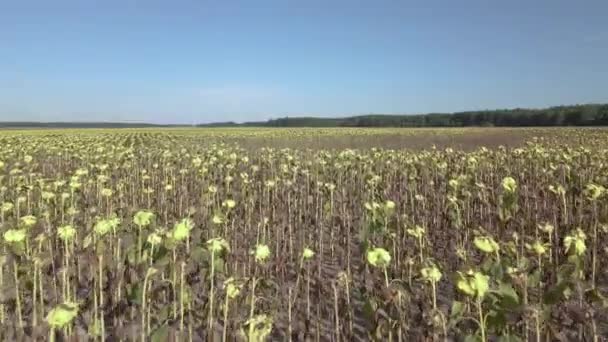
69,179,81,190
67,207,80,217
46,302,79,328
94,219,112,236
531,241,548,256
224,277,243,299
244,314,273,342
564,228,587,256
133,210,155,227
101,188,113,197
538,223,554,234
192,157,202,167
57,225,76,241
222,199,236,209
3,228,27,243
421,264,442,283
20,215,37,228
366,174,381,186
212,214,224,225
548,184,566,196
74,168,88,177
448,179,460,190
108,217,121,230
473,236,500,254
42,191,56,201
456,270,489,300
23,155,33,164
406,225,425,239
147,232,162,246
366,247,391,268
302,247,315,260
385,200,396,210
172,218,194,241
206,237,230,254
253,244,271,263
585,183,606,201
511,232,520,243
506,266,519,276
1,202,14,213
208,185,217,194
501,177,517,193
364,201,381,212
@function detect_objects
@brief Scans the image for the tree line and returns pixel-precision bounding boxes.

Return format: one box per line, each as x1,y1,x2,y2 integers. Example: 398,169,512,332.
0,122,182,129
244,104,608,127
2,104,607,128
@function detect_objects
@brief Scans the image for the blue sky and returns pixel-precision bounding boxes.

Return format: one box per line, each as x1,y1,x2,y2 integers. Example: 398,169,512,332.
1,0,607,124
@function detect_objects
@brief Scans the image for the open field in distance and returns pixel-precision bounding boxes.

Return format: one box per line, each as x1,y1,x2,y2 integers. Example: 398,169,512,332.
1,126,604,149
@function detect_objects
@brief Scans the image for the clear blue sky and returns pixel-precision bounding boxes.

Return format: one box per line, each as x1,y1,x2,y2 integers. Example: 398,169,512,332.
1,0,607,124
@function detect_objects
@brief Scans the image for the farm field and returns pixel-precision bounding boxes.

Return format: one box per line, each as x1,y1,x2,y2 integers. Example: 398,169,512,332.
0,127,607,341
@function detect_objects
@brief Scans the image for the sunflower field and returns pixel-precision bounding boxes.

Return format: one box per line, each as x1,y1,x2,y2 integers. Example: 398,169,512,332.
0,128,607,341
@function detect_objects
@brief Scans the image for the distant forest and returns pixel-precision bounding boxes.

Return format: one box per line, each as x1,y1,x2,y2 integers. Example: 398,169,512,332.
1,104,607,128
200,104,608,127
0,122,183,129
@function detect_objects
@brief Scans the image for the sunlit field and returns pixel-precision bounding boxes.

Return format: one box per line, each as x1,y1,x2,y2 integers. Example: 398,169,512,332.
0,127,607,341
